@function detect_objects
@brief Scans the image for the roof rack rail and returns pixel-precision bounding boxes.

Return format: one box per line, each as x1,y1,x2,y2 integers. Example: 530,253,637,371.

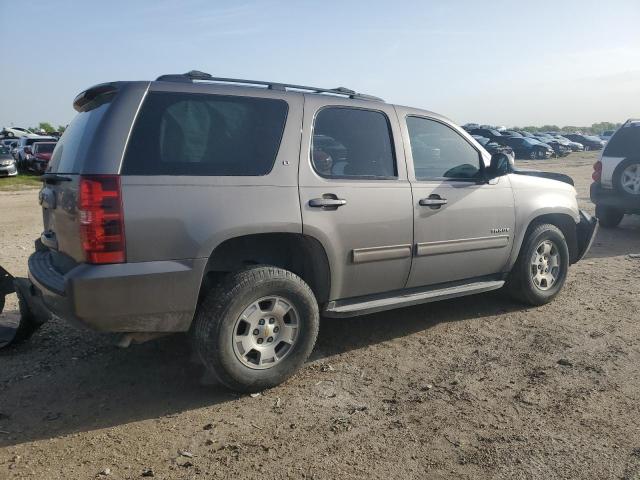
155,70,384,102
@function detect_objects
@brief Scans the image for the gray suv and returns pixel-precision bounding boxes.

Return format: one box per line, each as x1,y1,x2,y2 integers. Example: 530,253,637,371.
22,71,597,392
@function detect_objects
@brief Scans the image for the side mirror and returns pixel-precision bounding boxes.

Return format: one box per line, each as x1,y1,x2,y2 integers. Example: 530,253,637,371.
486,152,514,179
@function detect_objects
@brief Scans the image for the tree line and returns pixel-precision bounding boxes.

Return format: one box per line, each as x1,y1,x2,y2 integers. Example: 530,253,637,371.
514,122,621,135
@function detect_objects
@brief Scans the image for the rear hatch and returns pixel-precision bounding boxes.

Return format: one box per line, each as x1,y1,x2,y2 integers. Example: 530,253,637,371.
40,81,148,271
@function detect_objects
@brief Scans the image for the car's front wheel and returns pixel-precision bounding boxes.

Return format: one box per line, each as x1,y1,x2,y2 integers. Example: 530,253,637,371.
506,223,569,306
192,265,319,393
595,204,624,228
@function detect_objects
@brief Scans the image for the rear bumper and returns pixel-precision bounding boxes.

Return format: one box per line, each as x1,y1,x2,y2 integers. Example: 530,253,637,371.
574,210,598,263
590,182,640,212
26,249,206,332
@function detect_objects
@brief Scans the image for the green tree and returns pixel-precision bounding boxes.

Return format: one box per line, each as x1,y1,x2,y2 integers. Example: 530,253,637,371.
57,125,66,133
37,122,55,133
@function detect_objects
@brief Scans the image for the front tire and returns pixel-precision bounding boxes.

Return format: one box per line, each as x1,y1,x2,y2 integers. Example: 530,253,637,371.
595,204,624,228
192,266,319,393
506,223,569,306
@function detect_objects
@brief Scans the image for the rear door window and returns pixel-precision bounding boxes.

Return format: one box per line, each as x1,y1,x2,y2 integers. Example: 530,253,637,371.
603,126,640,157
122,92,288,176
311,107,396,179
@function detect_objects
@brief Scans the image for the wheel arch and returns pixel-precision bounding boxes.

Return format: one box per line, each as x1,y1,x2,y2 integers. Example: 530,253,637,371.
509,211,580,269
199,233,331,307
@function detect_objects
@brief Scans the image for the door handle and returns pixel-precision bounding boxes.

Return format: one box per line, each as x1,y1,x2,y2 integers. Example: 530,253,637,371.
309,195,347,209
419,196,447,208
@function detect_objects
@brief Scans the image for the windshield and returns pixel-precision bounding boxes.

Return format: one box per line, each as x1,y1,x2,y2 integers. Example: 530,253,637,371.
585,136,601,142
524,138,542,145
35,143,56,153
26,137,54,146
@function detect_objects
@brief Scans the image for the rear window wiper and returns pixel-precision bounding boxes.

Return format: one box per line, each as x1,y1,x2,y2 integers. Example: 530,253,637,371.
41,173,72,184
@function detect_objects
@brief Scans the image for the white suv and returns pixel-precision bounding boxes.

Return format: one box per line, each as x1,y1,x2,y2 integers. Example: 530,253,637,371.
591,119,640,227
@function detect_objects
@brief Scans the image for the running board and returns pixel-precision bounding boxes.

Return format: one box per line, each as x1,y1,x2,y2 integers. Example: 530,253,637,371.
323,279,505,318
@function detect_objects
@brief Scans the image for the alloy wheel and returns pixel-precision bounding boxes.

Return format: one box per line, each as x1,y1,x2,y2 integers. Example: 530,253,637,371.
232,296,300,369
530,240,561,291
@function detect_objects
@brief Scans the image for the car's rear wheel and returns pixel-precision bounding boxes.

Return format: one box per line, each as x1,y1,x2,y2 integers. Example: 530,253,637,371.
613,158,640,199
595,204,624,228
584,145,591,151
192,265,319,393
506,223,569,306
529,151,537,160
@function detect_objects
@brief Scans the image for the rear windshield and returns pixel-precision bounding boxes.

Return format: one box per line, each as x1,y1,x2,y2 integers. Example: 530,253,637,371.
48,102,111,173
26,137,54,146
35,143,56,153
122,92,288,176
603,126,640,157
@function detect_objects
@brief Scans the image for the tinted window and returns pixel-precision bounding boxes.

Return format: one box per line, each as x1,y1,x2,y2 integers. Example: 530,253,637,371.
49,102,111,173
311,107,396,179
123,92,288,176
407,117,481,180
35,143,56,153
604,126,640,157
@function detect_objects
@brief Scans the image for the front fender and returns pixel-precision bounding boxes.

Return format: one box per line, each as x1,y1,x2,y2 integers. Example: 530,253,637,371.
507,174,580,269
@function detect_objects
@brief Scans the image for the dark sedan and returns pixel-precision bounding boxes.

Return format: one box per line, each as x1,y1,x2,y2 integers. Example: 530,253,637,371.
494,136,554,159
469,128,503,141
563,134,605,151
472,135,514,157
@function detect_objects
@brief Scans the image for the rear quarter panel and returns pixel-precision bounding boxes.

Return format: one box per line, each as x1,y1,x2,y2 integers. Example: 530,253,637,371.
120,87,305,263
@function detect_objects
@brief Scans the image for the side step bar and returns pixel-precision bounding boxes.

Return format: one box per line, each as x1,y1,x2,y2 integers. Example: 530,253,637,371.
324,279,505,318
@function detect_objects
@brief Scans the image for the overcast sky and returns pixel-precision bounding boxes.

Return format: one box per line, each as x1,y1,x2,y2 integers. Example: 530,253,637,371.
0,0,638,128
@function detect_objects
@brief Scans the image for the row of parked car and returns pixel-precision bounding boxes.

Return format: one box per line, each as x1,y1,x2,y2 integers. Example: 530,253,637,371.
463,124,607,160
0,128,58,177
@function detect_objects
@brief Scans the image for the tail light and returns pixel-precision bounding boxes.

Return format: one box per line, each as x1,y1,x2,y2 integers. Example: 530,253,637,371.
78,175,126,264
592,161,602,182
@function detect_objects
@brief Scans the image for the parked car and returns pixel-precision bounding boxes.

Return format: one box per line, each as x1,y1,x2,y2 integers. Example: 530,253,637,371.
0,146,18,177
552,135,584,152
27,142,57,173
0,127,32,139
20,71,597,392
469,128,503,141
14,135,57,170
591,119,640,227
1,139,18,150
600,130,615,142
472,135,514,158
563,134,605,151
533,134,571,157
516,131,537,138
495,136,554,159
500,130,523,137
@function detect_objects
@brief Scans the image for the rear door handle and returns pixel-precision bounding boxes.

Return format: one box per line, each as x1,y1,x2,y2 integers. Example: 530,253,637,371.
419,196,447,207
309,195,347,209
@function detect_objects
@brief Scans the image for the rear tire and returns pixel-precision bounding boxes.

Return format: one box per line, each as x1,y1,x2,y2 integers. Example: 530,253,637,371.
506,223,569,306
192,265,319,393
612,158,640,200
595,204,624,228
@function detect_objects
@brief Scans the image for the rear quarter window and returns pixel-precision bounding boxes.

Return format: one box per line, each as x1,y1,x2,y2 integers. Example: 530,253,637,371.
122,92,289,176
603,126,640,157
49,102,111,173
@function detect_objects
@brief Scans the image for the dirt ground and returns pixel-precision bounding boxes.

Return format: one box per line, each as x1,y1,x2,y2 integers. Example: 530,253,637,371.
1,152,639,479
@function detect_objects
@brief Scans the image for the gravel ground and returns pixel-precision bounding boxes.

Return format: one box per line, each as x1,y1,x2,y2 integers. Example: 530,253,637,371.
0,152,639,479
